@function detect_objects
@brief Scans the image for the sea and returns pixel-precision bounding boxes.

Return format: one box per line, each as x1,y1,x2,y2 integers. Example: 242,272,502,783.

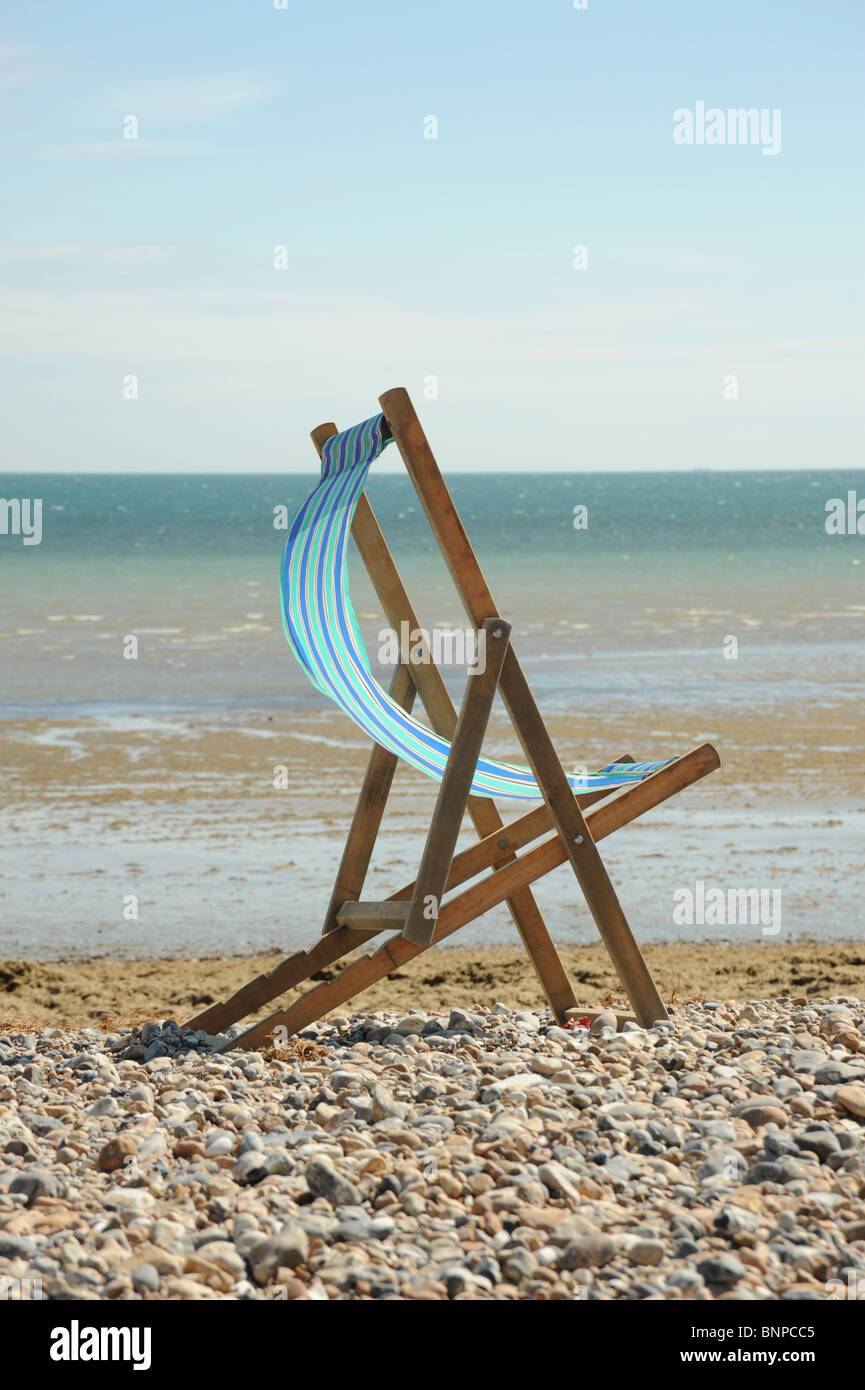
3,469,864,716
1,469,864,958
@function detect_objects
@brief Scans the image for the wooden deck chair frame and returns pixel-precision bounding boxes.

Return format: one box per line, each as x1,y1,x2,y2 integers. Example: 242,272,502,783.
188,388,720,1050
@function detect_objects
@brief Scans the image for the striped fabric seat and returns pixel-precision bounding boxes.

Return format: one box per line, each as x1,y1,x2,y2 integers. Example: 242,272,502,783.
281,414,673,800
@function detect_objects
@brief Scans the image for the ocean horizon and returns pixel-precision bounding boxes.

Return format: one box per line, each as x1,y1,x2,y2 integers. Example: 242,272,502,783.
2,466,863,957
3,468,864,712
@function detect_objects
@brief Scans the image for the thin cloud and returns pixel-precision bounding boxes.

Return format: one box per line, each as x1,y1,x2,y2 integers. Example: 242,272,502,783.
0,39,55,91
33,138,202,158
0,288,858,377
0,241,177,264
101,72,274,124
609,249,735,271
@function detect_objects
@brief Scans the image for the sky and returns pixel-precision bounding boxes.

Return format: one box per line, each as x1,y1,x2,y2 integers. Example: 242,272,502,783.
0,0,862,472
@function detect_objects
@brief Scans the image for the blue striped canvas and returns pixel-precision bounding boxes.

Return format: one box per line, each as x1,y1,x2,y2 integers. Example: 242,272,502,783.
281,414,673,799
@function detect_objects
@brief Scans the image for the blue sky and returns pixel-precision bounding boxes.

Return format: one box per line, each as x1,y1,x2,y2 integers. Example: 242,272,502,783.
1,0,862,471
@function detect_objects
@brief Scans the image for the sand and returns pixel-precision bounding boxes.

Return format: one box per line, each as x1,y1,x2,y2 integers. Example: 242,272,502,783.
2,677,863,1015
1,940,863,1031
4,697,865,960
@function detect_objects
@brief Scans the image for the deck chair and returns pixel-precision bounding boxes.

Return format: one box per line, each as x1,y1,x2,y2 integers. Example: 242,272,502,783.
188,388,720,1050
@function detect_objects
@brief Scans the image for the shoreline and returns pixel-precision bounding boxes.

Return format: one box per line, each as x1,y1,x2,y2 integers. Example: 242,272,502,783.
2,940,863,1030
3,697,865,957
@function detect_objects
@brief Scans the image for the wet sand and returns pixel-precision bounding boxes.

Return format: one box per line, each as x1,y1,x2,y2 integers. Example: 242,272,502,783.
1,940,863,1030
2,698,864,960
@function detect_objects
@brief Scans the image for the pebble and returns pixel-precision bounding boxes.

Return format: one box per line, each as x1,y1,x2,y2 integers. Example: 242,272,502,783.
697,1253,747,1286
9,1168,59,1206
96,1136,137,1173
626,1239,665,1267
304,1157,359,1208
557,1233,618,1269
737,1104,788,1130
132,1263,160,1293
837,1084,865,1118
0,995,863,1300
250,1228,309,1282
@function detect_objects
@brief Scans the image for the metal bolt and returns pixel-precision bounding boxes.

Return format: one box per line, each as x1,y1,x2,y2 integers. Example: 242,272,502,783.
491,626,502,638
497,838,508,849
574,834,584,845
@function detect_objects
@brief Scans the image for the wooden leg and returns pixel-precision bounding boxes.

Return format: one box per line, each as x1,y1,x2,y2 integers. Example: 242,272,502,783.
379,387,669,1027
494,655,668,1025
187,929,363,1034
403,618,510,945
187,750,640,1033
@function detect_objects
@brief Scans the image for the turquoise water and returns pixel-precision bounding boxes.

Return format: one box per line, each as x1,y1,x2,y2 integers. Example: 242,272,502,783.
2,469,864,956
3,469,864,716
3,469,863,556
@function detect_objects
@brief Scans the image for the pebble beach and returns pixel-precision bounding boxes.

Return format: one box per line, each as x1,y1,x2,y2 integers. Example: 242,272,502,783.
2,996,864,1303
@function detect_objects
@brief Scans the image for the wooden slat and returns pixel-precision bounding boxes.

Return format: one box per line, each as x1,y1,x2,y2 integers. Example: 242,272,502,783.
335,901,411,928
187,931,360,1033
496,666,668,1026
379,386,670,1028
403,617,510,945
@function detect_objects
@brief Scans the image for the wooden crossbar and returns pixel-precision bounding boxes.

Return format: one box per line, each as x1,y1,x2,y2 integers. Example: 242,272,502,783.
334,901,411,930
218,742,719,1050
186,751,641,1036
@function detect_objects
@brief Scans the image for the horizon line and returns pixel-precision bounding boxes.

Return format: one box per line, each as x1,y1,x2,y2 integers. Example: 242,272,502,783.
2,464,865,479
